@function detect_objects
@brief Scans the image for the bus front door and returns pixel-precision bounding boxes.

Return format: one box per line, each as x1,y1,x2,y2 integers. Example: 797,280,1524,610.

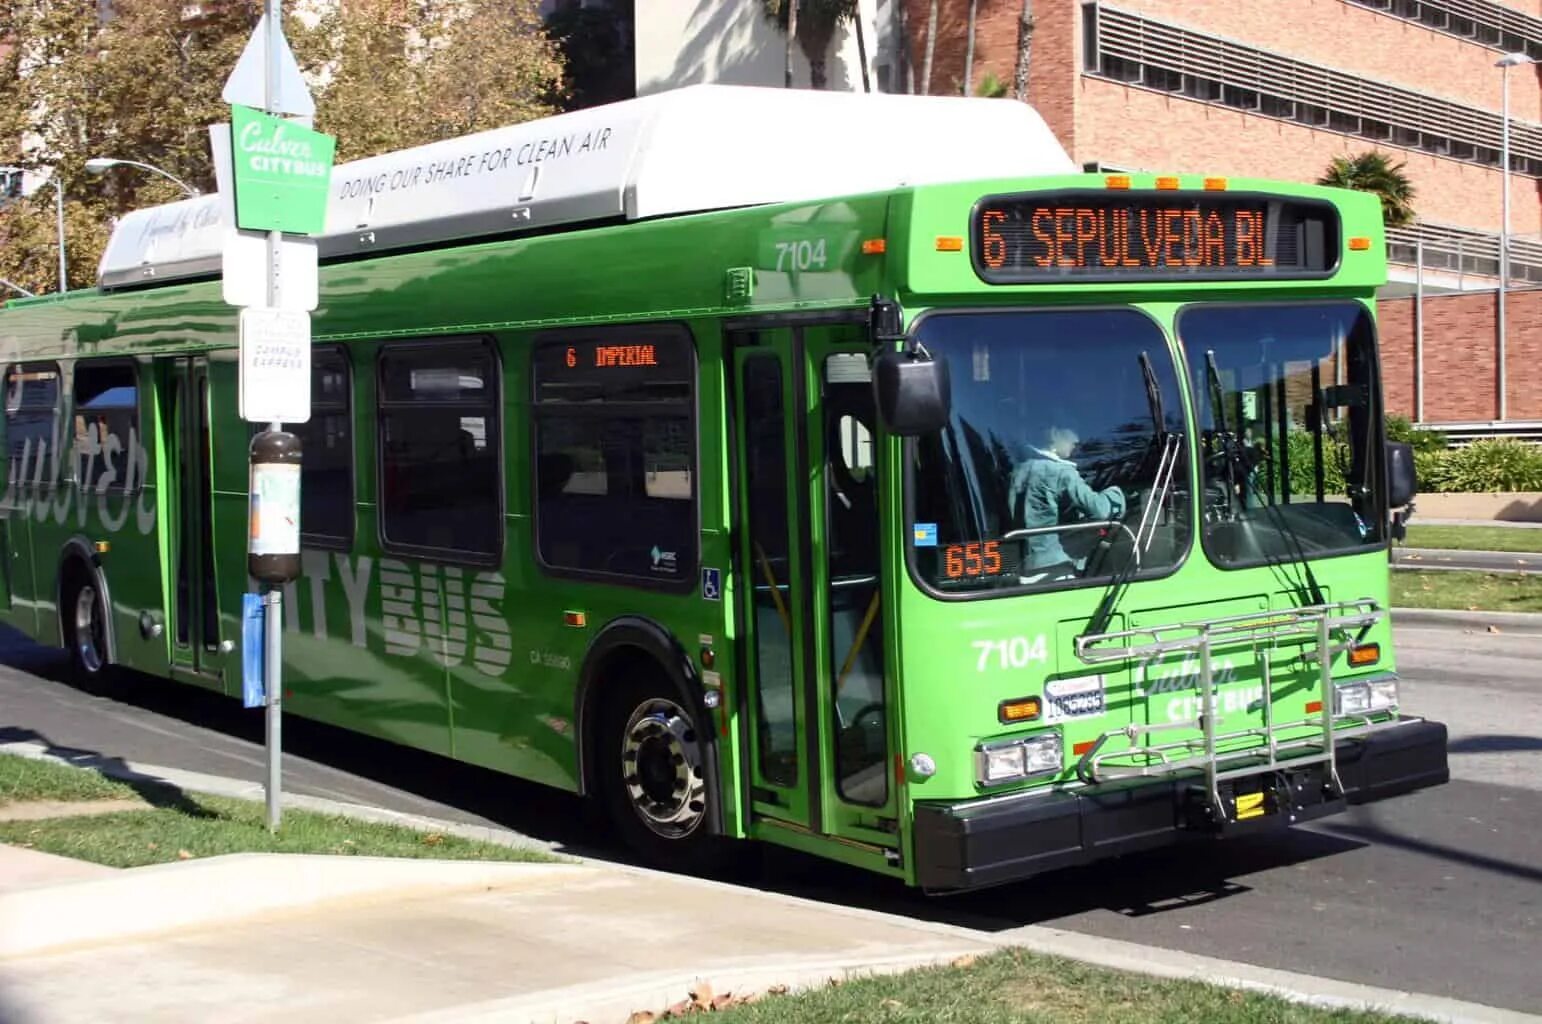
159,356,223,683
730,323,899,863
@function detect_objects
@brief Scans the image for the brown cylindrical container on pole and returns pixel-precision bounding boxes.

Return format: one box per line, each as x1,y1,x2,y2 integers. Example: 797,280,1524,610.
248,429,302,584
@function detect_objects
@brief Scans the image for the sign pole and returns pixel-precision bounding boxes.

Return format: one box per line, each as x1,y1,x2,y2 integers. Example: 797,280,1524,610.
262,0,284,833
223,0,328,836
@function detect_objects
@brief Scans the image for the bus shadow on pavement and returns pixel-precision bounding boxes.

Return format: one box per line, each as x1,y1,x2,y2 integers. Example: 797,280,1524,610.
751,826,1368,932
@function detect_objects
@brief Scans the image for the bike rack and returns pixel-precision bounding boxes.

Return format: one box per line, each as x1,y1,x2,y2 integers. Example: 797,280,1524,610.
1073,599,1398,820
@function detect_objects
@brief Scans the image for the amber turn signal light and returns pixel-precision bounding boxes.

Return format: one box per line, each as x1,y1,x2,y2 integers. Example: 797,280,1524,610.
1348,643,1380,667
998,697,1042,724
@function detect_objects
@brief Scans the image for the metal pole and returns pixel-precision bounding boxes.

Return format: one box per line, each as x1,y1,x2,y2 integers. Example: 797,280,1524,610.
1498,64,1510,421
54,180,66,293
263,0,284,833
1415,235,1425,424
264,587,281,829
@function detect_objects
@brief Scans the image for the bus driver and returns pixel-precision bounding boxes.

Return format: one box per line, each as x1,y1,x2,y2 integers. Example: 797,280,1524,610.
1008,426,1126,580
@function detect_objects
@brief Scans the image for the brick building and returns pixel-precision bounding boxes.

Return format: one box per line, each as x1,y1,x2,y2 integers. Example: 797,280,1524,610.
643,1,1542,429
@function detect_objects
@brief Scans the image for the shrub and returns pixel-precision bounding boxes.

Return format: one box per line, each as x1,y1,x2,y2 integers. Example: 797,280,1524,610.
1412,449,1452,493
1385,414,1447,454
1436,439,1542,493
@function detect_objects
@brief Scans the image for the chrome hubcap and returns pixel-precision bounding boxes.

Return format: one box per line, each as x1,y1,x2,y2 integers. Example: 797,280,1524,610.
620,697,706,839
74,586,103,674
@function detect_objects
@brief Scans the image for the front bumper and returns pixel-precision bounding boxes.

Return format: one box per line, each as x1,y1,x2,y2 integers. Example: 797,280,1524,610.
912,717,1448,892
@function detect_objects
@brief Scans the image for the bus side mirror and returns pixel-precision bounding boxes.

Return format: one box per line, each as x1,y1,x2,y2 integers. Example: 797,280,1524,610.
1386,441,1416,509
873,349,950,436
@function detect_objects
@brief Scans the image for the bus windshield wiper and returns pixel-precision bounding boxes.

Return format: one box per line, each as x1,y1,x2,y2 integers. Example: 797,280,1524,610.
1085,353,1179,638
1205,351,1240,510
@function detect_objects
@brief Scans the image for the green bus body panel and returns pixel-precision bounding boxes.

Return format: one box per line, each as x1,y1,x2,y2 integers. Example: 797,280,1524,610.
0,172,1399,886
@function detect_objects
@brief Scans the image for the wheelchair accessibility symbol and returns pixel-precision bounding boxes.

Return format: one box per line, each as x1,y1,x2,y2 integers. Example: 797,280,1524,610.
701,567,722,602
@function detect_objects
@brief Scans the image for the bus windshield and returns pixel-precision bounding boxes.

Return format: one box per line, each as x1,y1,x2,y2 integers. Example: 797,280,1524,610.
1178,301,1385,568
909,309,1191,596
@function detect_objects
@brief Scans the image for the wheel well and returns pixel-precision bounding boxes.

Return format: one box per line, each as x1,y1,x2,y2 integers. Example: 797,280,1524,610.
57,556,92,645
578,645,671,796
55,544,115,664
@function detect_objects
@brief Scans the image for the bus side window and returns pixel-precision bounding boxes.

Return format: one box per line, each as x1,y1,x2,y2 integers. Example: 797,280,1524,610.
530,327,697,586
72,360,138,493
4,363,61,492
377,339,502,562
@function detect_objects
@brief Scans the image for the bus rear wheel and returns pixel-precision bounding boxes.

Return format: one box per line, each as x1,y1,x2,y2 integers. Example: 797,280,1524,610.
63,570,111,685
600,677,728,873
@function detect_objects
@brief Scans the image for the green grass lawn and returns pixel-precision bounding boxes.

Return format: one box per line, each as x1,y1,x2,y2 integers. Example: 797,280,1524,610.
703,949,1421,1024
0,753,556,868
1402,524,1542,554
1391,571,1542,613
0,754,137,804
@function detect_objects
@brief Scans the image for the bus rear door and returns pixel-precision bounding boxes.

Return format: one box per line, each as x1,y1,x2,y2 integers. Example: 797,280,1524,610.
158,356,224,684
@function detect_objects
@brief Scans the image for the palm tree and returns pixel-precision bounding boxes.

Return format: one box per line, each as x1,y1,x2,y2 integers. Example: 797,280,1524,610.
922,0,939,95
963,0,978,95
1013,0,1034,101
1317,151,1417,227
761,0,860,90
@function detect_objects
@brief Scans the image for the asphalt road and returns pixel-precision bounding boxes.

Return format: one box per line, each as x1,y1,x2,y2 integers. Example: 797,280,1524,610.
1,623,1538,1013
1393,546,1541,575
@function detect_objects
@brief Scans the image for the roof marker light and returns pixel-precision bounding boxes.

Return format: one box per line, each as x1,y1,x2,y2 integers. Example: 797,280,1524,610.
1105,174,1132,190
1156,176,1181,190
1349,237,1372,251
862,238,887,255
935,236,964,252
1203,177,1228,191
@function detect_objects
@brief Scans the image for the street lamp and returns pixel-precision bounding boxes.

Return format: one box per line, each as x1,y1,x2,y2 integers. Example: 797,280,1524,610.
1495,51,1536,422
84,157,199,198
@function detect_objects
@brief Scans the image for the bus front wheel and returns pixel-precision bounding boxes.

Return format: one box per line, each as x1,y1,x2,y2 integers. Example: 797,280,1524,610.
600,676,728,873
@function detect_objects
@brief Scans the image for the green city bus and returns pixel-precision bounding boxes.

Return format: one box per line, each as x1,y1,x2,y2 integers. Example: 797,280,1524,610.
0,86,1447,890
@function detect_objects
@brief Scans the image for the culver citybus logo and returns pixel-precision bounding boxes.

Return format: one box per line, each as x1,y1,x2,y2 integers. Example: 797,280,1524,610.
229,104,336,235
237,119,331,179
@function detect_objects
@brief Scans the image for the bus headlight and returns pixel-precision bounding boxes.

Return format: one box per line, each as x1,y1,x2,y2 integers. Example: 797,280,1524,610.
1334,677,1398,717
975,732,1062,786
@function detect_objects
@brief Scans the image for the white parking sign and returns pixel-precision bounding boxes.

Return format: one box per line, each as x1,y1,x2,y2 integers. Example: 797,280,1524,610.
239,306,311,423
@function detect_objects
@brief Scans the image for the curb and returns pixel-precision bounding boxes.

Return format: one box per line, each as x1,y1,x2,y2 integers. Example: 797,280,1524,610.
1389,607,1542,632
3,740,1537,1022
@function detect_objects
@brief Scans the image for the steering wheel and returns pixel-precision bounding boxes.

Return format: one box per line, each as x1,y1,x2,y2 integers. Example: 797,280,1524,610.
844,701,885,735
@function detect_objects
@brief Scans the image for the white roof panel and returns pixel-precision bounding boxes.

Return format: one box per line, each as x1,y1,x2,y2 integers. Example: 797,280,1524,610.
98,84,1074,290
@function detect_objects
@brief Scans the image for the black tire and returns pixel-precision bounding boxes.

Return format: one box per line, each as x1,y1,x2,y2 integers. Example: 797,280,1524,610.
598,671,733,875
61,566,113,687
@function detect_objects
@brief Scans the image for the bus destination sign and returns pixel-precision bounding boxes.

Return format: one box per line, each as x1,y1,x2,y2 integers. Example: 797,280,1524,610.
971,191,1340,283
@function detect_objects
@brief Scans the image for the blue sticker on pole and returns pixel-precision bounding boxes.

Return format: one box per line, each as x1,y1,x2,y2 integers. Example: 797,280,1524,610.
241,593,265,708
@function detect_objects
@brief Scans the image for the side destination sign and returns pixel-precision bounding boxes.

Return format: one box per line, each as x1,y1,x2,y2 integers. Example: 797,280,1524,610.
231,105,336,235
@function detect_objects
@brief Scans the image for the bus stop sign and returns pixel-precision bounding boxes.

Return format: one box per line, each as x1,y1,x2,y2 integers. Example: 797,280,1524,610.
230,104,335,235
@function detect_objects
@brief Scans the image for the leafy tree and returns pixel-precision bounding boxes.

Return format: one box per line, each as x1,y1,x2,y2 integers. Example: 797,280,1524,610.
1317,150,1417,227
760,0,859,90
297,0,563,162
0,0,255,292
0,0,565,295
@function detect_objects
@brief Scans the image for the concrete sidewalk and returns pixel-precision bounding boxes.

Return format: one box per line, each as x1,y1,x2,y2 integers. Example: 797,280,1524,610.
0,856,989,1024
2,751,1538,1024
